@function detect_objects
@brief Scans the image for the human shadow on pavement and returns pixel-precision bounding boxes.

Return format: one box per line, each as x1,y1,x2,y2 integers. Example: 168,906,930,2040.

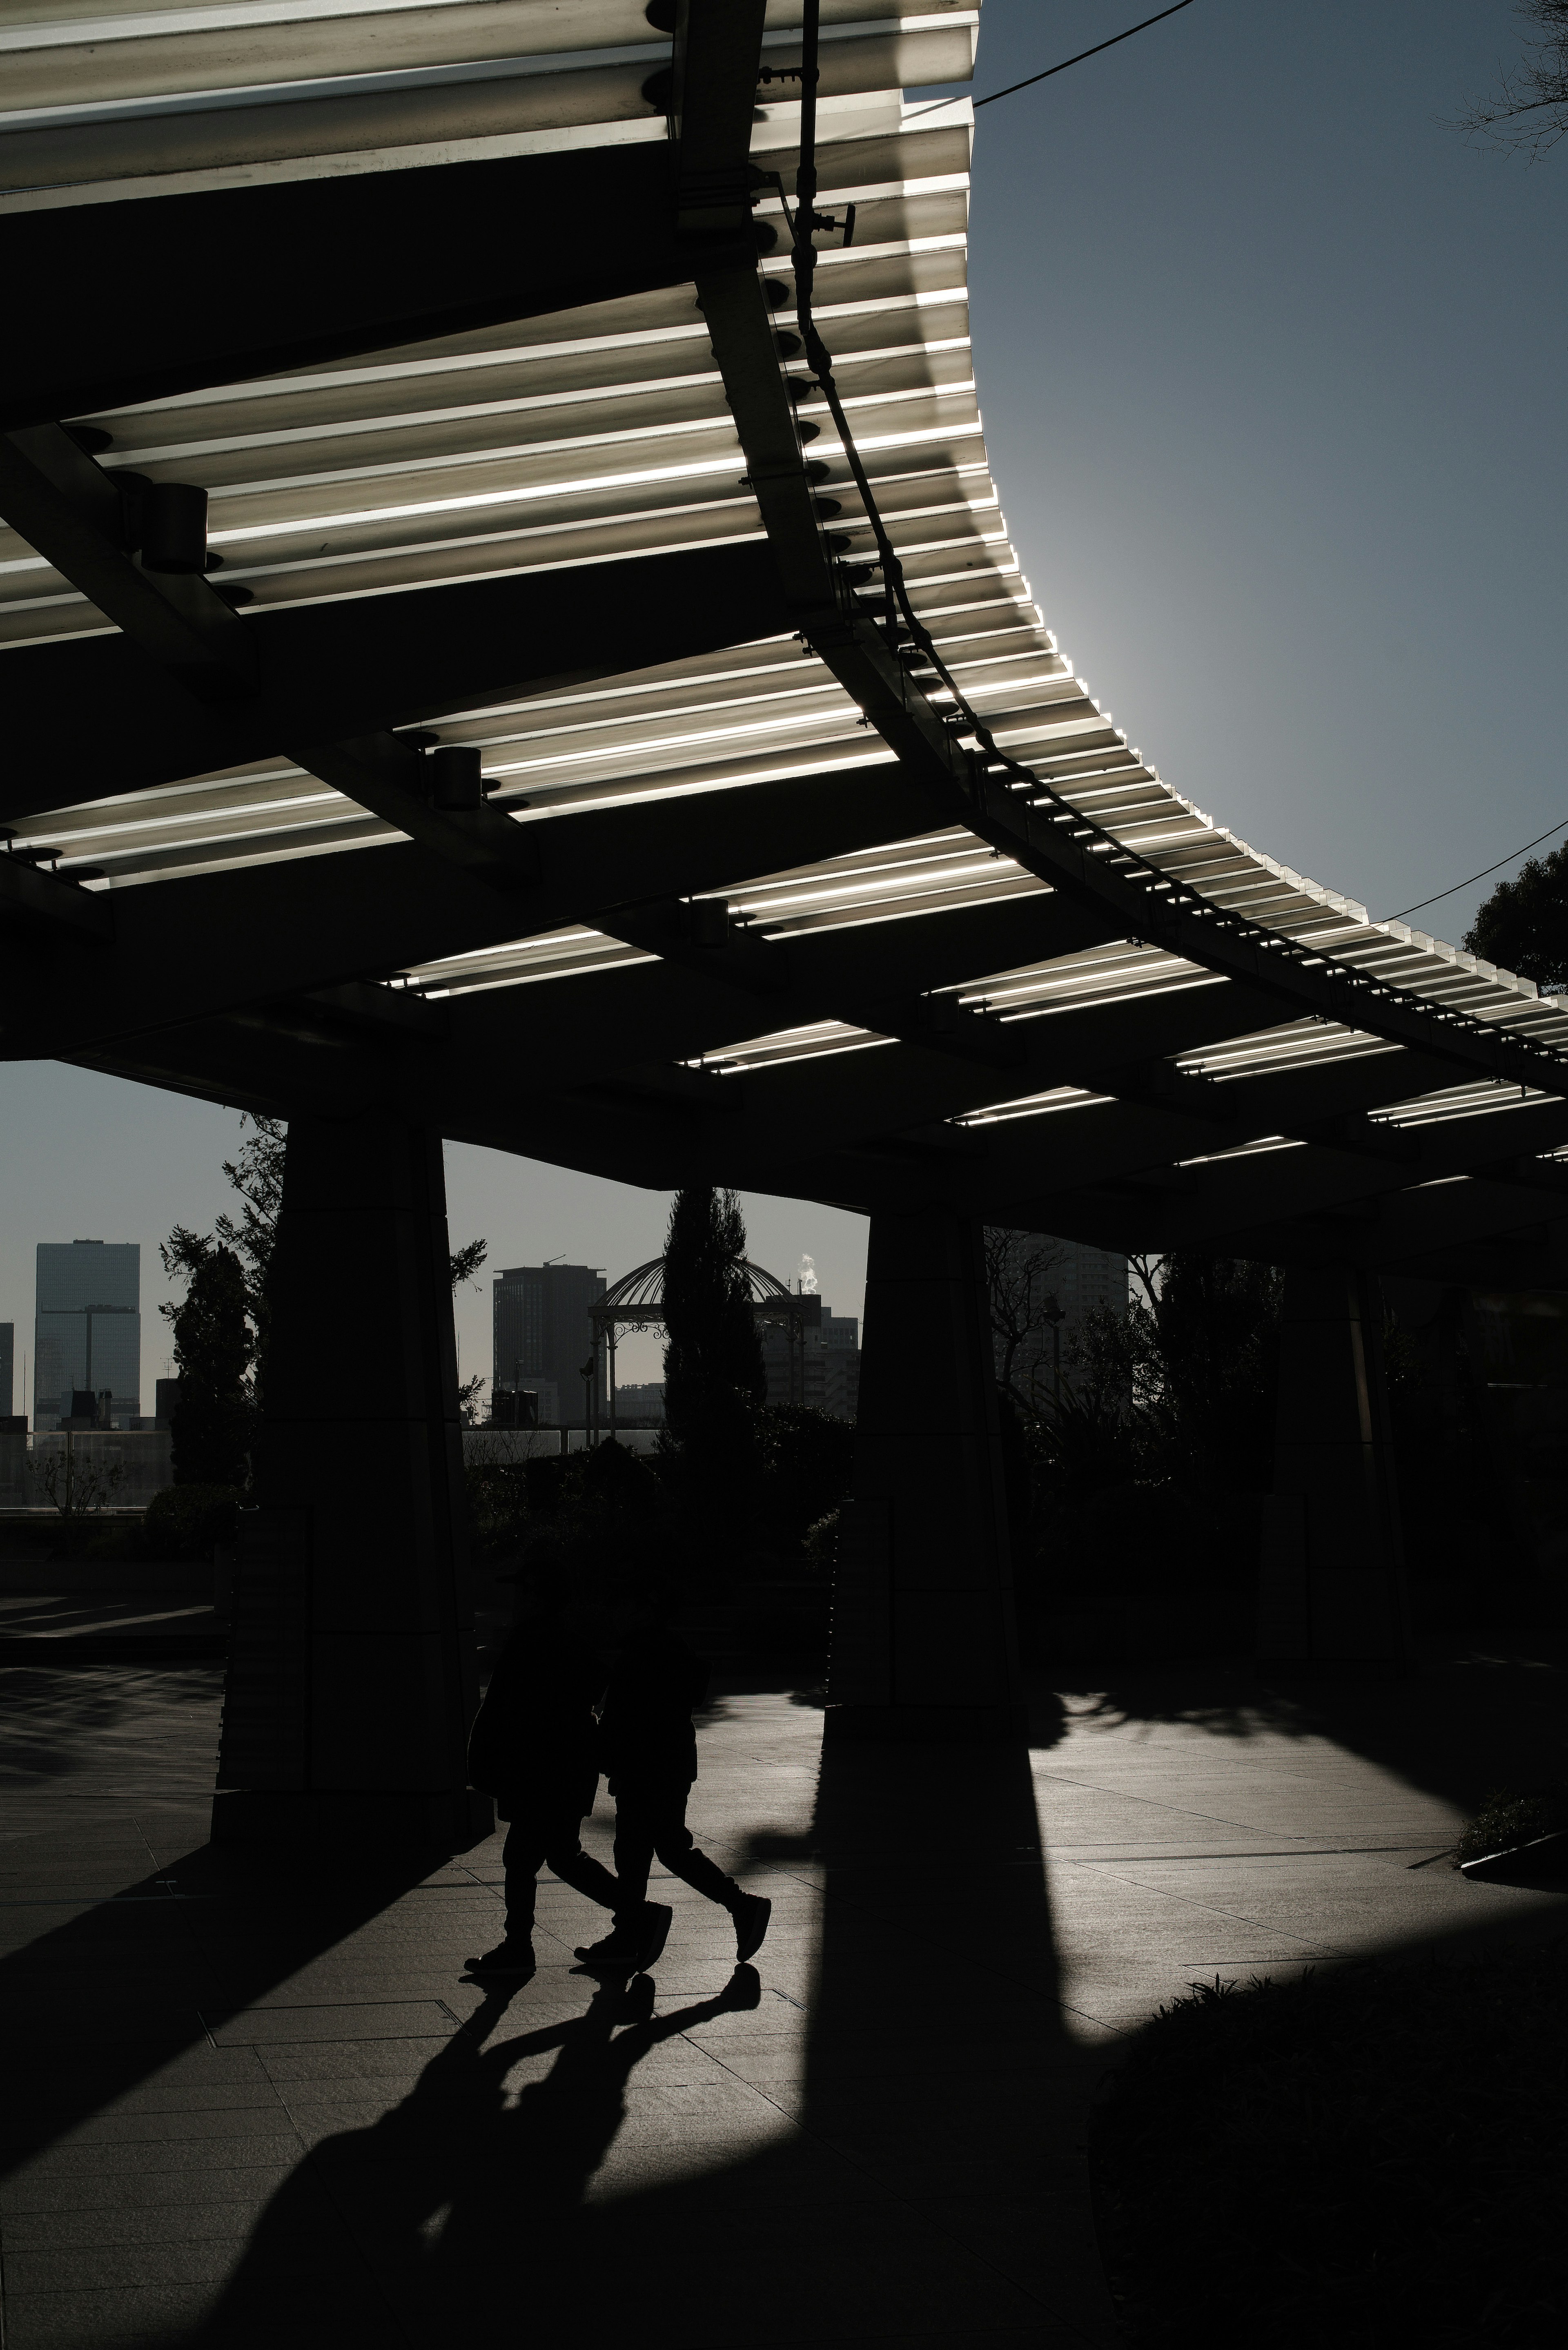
178,1734,1111,2350
194,1968,765,2343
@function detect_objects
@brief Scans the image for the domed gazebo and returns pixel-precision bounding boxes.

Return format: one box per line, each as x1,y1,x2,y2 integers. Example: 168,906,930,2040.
590,1255,813,1432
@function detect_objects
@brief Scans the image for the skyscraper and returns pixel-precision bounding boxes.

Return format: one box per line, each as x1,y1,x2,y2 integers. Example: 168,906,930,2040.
760,1297,862,1420
989,1231,1127,1406
34,1241,140,1430
492,1263,606,1426
0,1323,14,1421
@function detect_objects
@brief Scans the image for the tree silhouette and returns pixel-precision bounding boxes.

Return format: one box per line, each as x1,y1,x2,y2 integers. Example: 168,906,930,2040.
1464,846,1568,992
168,1242,252,1487
661,1186,765,1498
1457,0,1568,158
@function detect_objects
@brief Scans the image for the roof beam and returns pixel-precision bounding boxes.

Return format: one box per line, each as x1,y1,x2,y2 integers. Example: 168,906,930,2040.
2,761,942,1057
0,145,688,431
1008,1101,1568,1257
4,543,795,820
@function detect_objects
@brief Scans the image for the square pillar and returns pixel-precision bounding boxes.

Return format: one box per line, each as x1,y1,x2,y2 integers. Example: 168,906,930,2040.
1258,1263,1412,1665
828,1207,1024,1741
212,1113,490,1846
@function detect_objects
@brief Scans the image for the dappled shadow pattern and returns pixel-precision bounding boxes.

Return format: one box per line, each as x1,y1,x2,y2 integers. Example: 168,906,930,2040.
1044,1636,1567,1817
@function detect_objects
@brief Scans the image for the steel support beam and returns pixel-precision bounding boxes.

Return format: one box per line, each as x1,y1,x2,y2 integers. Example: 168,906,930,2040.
2,759,938,1058
3,543,796,819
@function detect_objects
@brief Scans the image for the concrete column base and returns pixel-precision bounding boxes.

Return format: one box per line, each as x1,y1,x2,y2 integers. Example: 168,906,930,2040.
824,1702,1029,1745
211,1787,493,1849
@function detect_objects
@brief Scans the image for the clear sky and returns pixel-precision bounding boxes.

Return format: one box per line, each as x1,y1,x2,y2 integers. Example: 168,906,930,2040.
2,0,1564,1410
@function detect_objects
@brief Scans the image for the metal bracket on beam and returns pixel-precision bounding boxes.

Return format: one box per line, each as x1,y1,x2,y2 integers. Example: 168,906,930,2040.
0,851,113,943
1295,1113,1421,1165
861,992,1022,1070
600,895,790,993
288,735,542,894
0,427,256,702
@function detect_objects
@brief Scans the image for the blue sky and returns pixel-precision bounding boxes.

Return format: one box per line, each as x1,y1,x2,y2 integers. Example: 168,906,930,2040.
3,0,1564,1406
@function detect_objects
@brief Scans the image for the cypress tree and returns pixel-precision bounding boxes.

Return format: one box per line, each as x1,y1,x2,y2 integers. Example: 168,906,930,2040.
169,1243,253,1488
661,1186,765,1486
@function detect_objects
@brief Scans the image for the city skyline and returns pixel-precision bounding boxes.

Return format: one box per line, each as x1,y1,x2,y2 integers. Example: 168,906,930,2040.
1,1073,873,1418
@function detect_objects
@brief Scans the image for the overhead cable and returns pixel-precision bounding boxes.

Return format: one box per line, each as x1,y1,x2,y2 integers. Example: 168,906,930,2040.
1385,818,1568,923
903,0,1199,125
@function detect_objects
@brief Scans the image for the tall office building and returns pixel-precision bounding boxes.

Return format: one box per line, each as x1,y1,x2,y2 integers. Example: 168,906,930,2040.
492,1262,606,1426
0,1323,14,1420
760,1296,862,1420
990,1231,1127,1405
34,1240,141,1429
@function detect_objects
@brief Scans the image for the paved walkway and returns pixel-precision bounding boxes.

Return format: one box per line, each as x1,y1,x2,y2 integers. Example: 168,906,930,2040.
0,1641,1563,2348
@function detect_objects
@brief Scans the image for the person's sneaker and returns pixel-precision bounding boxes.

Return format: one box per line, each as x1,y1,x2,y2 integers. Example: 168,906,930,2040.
466,1940,536,1979
633,1902,673,1973
574,1926,638,1973
733,1892,771,1964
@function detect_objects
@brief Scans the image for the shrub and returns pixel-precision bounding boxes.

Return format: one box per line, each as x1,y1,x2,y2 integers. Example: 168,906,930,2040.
1453,1786,1566,1869
142,1484,243,1561
1093,1948,1568,2347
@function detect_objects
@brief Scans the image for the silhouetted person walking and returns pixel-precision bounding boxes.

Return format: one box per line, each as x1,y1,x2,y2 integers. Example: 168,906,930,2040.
466,1559,670,1980
575,1592,770,1971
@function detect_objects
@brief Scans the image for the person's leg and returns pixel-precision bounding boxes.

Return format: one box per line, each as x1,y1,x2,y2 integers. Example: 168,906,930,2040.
466,1815,546,1970
573,1794,670,1968
646,1790,742,1912
501,1816,547,1942
645,1784,772,1962
539,1812,621,1915
610,1795,657,1915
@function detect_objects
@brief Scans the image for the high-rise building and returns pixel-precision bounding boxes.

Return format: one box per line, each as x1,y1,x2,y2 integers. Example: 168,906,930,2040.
989,1231,1127,1405
612,1380,666,1424
34,1240,141,1430
492,1263,606,1426
0,1323,13,1420
760,1296,861,1420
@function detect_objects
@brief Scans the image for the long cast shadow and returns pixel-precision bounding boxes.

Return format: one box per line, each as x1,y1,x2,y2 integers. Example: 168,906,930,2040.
169,1736,1107,2348
0,1833,481,2189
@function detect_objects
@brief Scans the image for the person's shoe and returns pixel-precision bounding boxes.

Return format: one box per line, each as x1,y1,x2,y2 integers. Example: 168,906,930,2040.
574,1926,639,1973
633,1902,673,1974
466,1940,536,1979
733,1892,771,1964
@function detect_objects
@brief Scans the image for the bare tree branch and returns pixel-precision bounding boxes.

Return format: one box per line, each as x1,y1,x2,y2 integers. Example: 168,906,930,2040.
1456,0,1568,158
983,1227,1068,1413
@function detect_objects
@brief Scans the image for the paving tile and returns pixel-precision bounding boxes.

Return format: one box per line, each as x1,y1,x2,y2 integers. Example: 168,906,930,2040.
0,2199,337,2253
207,2001,457,2045
0,2162,303,2215
13,1657,1560,2345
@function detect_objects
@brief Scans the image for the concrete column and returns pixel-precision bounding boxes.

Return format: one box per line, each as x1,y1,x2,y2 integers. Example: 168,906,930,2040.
212,1112,489,1846
1257,1263,1412,1665
828,1206,1024,1741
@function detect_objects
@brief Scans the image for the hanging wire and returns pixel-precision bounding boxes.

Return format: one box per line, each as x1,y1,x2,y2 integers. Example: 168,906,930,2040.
1385,818,1568,924
903,0,1199,127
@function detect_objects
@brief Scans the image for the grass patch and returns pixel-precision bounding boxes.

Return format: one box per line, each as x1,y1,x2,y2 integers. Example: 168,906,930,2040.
1091,1945,1567,2346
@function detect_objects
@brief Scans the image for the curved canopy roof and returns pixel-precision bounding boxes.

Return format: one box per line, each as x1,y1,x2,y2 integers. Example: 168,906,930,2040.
4,1,1567,1291
595,1254,801,1323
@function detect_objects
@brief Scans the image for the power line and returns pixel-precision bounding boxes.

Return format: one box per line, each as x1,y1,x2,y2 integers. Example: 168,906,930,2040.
904,0,1199,124
974,0,1199,109
1385,818,1568,924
